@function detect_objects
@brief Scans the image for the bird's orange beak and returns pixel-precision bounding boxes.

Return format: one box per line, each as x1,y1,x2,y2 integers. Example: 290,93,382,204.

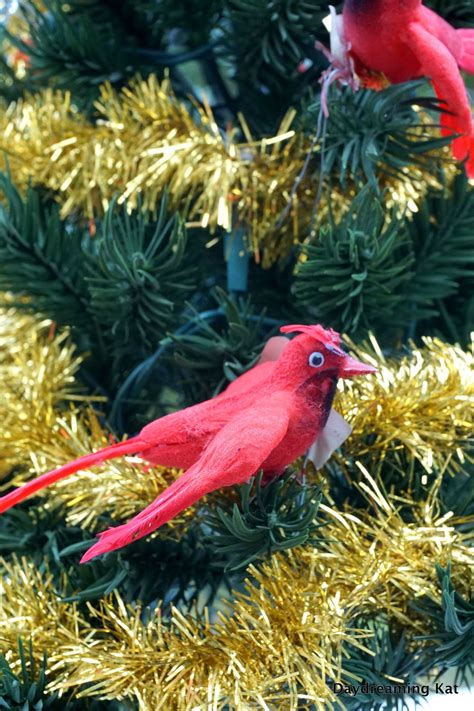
340,355,377,378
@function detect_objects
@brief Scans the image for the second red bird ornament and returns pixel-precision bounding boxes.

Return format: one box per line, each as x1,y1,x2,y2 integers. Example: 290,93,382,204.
321,1,474,176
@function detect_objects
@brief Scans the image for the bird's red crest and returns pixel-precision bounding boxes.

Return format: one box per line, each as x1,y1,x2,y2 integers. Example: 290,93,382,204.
280,324,341,347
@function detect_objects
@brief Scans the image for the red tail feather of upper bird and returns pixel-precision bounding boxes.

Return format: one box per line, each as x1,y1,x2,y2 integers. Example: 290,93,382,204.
0,437,144,514
456,29,474,176
340,2,474,177
440,110,474,178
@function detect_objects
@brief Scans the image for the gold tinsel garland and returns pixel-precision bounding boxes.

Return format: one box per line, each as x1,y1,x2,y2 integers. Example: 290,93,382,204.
0,300,84,478
0,481,471,710
336,334,474,476
0,76,449,266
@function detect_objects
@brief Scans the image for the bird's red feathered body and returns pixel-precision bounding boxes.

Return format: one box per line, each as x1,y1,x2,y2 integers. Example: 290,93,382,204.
343,0,474,175
0,324,376,562
139,352,338,472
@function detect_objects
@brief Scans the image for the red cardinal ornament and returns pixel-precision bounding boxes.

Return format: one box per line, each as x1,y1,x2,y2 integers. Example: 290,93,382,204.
0,324,376,562
329,1,474,175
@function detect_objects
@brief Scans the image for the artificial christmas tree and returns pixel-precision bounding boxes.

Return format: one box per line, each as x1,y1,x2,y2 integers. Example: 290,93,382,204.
0,2,472,709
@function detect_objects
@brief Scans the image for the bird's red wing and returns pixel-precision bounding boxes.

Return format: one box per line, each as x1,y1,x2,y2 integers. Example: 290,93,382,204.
139,396,233,468
404,21,473,169
80,394,291,562
218,360,275,398
217,337,290,399
142,363,283,468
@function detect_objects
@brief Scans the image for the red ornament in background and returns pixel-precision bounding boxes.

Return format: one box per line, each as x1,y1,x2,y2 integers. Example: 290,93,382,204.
0,324,376,562
331,1,474,176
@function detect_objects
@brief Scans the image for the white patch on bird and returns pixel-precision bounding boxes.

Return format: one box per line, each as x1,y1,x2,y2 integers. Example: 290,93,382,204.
317,7,360,117
323,7,348,68
306,409,352,469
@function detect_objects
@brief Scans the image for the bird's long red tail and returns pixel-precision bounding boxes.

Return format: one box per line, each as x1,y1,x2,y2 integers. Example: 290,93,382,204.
458,29,474,73
456,29,474,177
458,135,474,178
0,436,144,514
80,464,211,562
439,109,474,178
433,73,474,179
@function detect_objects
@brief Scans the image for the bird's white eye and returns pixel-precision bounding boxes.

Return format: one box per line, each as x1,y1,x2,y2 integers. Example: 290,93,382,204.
308,351,325,368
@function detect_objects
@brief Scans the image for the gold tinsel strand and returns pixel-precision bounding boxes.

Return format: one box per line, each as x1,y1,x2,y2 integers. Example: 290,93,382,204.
0,555,84,671
316,470,473,629
0,298,84,478
0,76,449,266
335,334,474,476
0,478,471,709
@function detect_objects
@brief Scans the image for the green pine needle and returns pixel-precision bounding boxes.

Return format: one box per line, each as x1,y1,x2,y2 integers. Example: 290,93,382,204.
226,0,328,84
439,468,474,529
0,503,81,563
339,617,430,711
5,0,224,108
7,0,130,107
0,638,59,710
292,187,413,335
407,172,474,338
205,470,323,571
309,81,452,190
87,194,197,376
0,175,92,330
169,287,276,401
0,176,197,386
59,527,228,610
413,563,474,681
0,637,131,709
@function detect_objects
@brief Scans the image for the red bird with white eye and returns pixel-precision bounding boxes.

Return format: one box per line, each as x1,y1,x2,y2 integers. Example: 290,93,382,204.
0,324,376,562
